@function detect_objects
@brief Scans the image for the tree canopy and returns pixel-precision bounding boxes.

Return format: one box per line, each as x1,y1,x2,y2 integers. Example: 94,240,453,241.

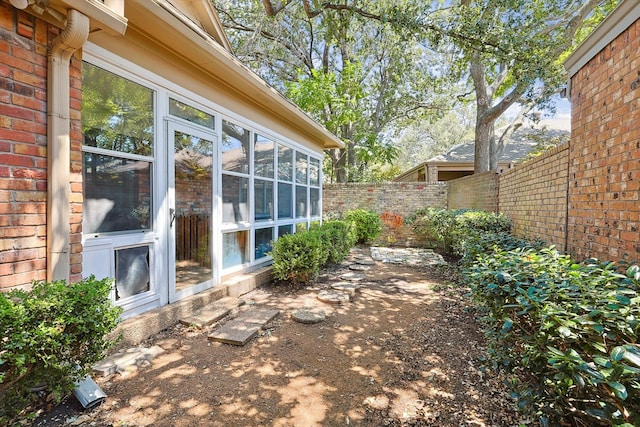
215,0,620,178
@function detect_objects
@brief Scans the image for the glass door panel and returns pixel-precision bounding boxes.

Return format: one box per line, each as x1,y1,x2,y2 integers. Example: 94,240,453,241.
169,123,215,302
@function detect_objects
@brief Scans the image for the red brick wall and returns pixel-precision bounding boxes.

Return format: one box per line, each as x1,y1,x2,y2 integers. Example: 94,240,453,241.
567,18,640,263
322,182,447,246
447,171,499,212
0,6,83,290
498,144,569,249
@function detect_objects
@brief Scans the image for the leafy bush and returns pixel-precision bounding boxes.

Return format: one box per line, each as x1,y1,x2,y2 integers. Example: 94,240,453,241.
466,247,640,426
0,276,122,421
271,231,324,285
407,208,513,257
271,221,357,285
343,209,382,244
313,220,356,264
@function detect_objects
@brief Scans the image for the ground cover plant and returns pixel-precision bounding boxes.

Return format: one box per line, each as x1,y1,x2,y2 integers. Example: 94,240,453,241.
414,208,640,426
0,276,121,423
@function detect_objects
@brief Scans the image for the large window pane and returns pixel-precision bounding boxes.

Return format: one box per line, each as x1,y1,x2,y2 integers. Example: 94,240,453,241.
254,179,273,221
169,98,214,129
310,188,320,217
278,145,293,181
222,174,249,223
83,153,152,234
82,62,154,156
296,154,308,184
254,227,273,260
278,224,293,237
296,185,307,218
254,134,274,178
278,182,292,219
310,158,320,186
223,231,248,269
222,120,249,173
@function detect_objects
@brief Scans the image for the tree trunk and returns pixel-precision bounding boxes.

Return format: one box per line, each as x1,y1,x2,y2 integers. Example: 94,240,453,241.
474,119,493,173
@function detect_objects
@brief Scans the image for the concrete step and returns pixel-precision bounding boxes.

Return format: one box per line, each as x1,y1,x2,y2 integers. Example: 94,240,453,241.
179,296,245,328
208,308,279,346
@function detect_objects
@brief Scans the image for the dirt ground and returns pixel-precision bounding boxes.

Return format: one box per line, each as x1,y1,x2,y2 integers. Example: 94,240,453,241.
31,248,523,427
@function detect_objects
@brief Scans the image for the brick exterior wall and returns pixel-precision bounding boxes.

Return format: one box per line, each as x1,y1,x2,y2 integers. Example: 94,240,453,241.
447,171,499,212
323,182,447,246
498,144,570,249
567,18,640,263
0,7,83,290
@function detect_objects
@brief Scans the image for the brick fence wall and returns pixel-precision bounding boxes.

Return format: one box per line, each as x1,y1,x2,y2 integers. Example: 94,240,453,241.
498,143,570,250
448,171,499,212
323,182,447,246
567,18,640,263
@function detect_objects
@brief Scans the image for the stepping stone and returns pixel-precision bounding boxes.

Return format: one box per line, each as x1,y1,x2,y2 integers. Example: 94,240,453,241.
208,321,263,346
355,259,375,265
349,264,370,271
331,282,360,294
340,272,366,281
208,308,279,346
317,290,350,304
93,346,165,377
180,297,245,328
239,308,280,325
291,308,326,324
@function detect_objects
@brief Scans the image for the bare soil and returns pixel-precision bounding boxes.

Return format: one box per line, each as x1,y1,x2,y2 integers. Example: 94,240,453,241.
31,248,523,427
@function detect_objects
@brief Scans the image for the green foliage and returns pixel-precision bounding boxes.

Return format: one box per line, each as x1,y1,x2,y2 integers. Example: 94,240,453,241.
271,221,356,286
466,247,640,426
343,209,383,244
0,276,122,421
314,221,357,264
408,208,513,257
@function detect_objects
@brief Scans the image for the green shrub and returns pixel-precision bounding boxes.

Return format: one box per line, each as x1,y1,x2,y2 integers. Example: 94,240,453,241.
315,220,356,264
0,276,122,421
407,208,512,257
271,231,324,285
343,209,382,244
271,221,357,285
466,247,640,426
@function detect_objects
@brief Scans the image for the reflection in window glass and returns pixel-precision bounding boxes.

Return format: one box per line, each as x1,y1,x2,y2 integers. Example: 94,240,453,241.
254,179,273,221
255,227,273,260
310,188,320,217
296,154,308,184
254,134,274,178
83,153,152,234
296,185,307,218
82,62,154,156
222,120,250,173
278,224,293,237
223,231,248,269
115,246,150,300
222,174,249,223
310,158,320,186
278,145,293,181
169,98,214,129
278,183,292,219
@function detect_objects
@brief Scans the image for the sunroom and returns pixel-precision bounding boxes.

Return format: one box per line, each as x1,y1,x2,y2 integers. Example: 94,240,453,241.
75,0,342,319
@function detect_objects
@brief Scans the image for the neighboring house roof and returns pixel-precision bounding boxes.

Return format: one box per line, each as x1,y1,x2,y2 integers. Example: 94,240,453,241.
395,118,570,181
427,118,570,163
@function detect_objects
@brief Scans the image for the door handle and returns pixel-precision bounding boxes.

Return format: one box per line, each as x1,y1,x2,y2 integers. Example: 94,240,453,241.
170,208,176,227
